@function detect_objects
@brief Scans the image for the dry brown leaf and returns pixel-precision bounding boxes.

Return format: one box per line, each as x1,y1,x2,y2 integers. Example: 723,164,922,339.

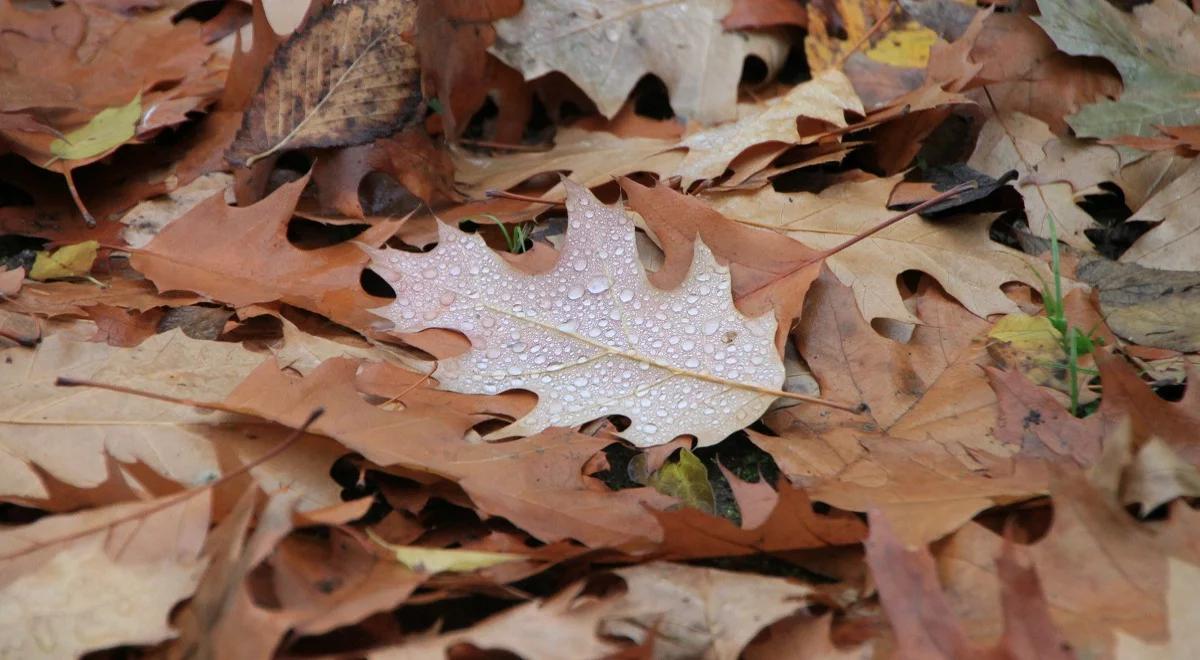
0,330,345,510
228,0,423,166
1120,158,1200,272
368,180,788,447
371,561,817,659
705,174,1041,323
0,490,211,658
130,174,401,331
491,0,789,124
223,357,668,548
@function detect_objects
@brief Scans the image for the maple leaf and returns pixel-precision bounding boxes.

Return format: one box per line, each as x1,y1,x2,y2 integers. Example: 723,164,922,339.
490,0,789,124
368,180,787,448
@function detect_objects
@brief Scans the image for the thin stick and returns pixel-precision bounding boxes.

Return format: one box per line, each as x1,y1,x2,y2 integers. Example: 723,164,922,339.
485,190,564,206
62,169,96,227
56,377,247,415
0,406,324,562
458,139,551,152
833,0,898,70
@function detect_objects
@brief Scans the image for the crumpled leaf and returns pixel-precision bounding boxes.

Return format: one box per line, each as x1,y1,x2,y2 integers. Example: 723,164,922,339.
648,448,716,514
368,181,786,447
49,94,140,162
367,529,522,574
1035,0,1200,141
490,0,789,124
29,240,98,281
228,0,423,166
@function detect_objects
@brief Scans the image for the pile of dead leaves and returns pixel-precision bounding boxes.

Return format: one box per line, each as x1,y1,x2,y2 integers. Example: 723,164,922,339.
2,0,1199,657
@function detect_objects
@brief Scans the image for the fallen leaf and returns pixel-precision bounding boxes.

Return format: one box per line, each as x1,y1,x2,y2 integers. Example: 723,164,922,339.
1116,558,1200,659
1118,158,1200,272
49,94,141,162
648,448,716,514
705,174,1041,323
368,181,788,447
367,528,522,574
491,0,789,124
0,490,211,658
29,240,99,281
723,0,807,30
0,267,24,296
0,330,345,510
228,0,423,166
1078,257,1200,352
130,174,401,331
85,304,165,347
1035,0,1200,141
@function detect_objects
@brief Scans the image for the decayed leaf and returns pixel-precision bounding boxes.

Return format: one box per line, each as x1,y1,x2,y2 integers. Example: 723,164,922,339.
228,0,423,166
368,180,786,447
1078,257,1200,352
705,174,1041,323
28,240,98,281
490,0,788,124
1035,0,1200,141
0,491,211,658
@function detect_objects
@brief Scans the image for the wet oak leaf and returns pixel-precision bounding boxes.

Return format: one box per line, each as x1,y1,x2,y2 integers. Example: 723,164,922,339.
490,0,789,124
228,0,423,167
368,181,787,448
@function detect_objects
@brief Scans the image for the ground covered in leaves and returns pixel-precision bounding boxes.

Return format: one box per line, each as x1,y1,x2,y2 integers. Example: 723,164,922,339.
2,0,1200,658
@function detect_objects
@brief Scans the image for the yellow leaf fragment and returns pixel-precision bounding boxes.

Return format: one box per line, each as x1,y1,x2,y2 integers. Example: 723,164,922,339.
367,529,522,574
864,21,937,68
50,95,142,161
649,449,716,514
29,240,99,281
988,313,1062,351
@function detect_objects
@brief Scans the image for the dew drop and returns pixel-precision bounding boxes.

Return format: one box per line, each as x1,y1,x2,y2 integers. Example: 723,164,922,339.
572,376,589,388
422,309,438,321
702,320,720,335
587,276,611,294
681,339,695,351
449,265,462,276
567,286,585,300
684,358,700,368
439,291,456,306
641,423,658,434
421,268,437,279
481,317,496,328
572,259,587,272
559,319,579,333
618,289,634,303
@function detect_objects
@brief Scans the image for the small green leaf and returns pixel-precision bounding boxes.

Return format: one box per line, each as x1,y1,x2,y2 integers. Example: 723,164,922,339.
366,528,521,574
50,95,142,161
648,449,716,514
29,240,99,281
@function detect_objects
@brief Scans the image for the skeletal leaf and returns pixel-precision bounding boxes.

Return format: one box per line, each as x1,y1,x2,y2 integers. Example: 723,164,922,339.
367,181,786,448
228,0,423,167
49,95,141,162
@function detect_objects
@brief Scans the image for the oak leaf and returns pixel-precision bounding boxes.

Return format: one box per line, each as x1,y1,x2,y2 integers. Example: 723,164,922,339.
368,181,787,447
0,490,211,658
228,0,423,166
490,0,789,124
705,174,1041,323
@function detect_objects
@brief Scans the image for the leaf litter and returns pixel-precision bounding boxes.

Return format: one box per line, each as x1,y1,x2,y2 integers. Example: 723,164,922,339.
1,0,1199,657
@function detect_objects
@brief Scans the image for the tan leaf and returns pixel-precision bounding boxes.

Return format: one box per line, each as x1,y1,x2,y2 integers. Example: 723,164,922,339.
1120,158,1200,272
705,174,1041,323
0,491,211,658
227,0,423,166
368,180,787,447
490,0,789,124
0,330,345,511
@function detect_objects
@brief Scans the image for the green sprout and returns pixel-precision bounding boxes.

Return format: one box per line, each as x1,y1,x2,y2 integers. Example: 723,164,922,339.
473,214,534,254
1039,213,1103,416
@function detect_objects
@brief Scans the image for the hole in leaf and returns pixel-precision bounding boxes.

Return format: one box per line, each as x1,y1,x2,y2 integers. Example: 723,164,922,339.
286,218,368,249
172,0,231,23
777,44,812,85
740,55,769,85
359,268,396,298
632,74,675,120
